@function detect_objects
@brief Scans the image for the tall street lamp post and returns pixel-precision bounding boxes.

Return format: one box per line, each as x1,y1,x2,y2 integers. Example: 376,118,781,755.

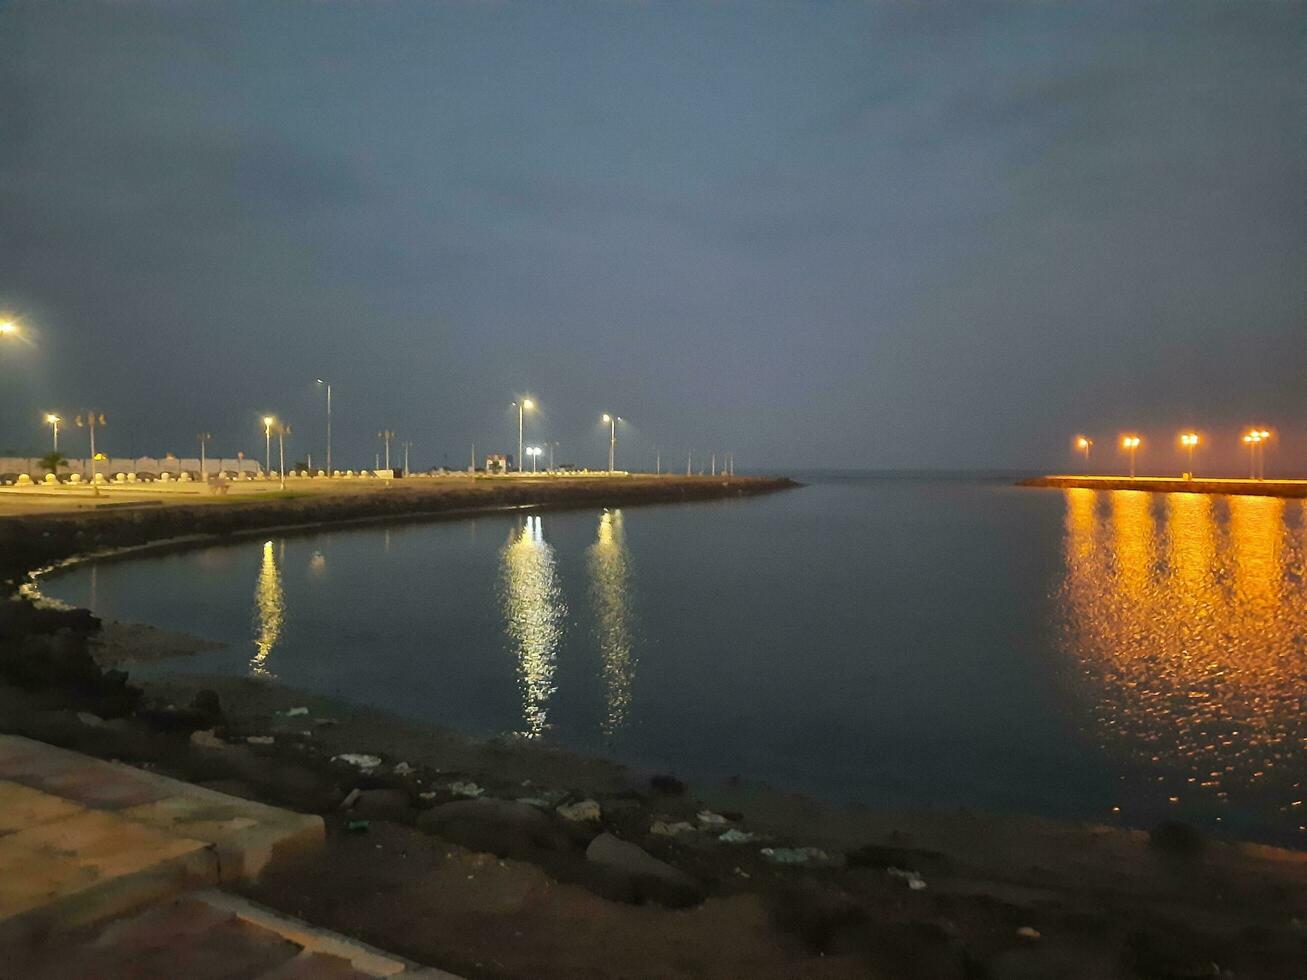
277,423,289,490
44,413,60,452
1121,435,1141,479
527,446,542,473
601,413,620,473
76,412,106,488
1242,429,1270,480
378,430,395,472
513,398,534,473
198,432,211,479
263,416,275,475
1179,432,1198,477
1075,435,1092,466
315,379,332,475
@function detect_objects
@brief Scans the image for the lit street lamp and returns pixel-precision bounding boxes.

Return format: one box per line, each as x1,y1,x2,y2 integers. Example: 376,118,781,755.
198,432,212,479
1179,432,1198,477
1242,429,1270,480
527,445,542,473
1120,434,1141,478
315,379,332,475
44,413,61,452
513,398,534,472
601,413,621,473
263,416,275,475
1074,435,1092,466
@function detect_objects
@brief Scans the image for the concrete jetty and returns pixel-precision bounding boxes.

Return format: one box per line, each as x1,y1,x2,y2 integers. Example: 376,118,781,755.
1019,474,1307,498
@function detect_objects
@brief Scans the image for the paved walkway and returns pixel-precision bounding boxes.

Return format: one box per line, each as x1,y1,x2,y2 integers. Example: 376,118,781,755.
0,736,457,978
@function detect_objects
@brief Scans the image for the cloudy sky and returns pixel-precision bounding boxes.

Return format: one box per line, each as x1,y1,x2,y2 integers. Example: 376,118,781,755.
1,1,1302,471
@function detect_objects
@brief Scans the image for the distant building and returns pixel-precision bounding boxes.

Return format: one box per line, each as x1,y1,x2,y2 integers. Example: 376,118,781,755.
485,453,509,475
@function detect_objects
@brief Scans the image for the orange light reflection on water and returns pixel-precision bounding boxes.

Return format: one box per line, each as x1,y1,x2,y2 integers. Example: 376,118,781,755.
1059,490,1307,830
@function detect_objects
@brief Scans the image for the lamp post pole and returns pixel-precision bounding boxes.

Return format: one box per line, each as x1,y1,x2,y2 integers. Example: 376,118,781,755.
263,416,274,475
45,414,60,452
602,414,619,473
514,399,534,473
198,432,211,479
316,380,332,475
278,425,287,490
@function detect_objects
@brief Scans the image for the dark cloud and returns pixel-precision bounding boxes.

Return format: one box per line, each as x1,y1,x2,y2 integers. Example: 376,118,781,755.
1,0,1302,472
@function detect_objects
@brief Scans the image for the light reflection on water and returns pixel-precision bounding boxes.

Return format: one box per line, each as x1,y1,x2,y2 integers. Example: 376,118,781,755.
34,477,1307,842
589,510,637,735
1059,490,1307,828
499,515,566,739
250,539,284,677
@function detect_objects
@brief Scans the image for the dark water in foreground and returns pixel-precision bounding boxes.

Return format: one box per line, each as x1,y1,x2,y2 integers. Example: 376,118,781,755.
41,475,1307,845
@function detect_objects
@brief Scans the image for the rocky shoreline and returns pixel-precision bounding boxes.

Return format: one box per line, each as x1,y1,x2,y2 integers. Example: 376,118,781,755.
4,477,1307,978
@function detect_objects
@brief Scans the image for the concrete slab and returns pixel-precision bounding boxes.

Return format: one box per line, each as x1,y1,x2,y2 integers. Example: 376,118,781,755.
4,891,463,979
0,736,324,881
0,738,448,976
0,809,216,945
0,779,83,834
122,786,323,882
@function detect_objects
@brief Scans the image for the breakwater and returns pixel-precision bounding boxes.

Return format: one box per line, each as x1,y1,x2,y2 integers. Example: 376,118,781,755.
0,475,797,590
1018,475,1307,498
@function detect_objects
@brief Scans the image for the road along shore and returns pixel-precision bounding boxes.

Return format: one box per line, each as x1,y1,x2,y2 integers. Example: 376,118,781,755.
0,474,797,590
1019,474,1307,498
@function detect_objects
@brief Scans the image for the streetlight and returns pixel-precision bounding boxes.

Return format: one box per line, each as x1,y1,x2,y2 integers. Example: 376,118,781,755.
315,379,332,475
263,416,275,475
1242,429,1270,480
513,398,534,473
44,413,61,452
377,430,395,472
527,446,542,473
1179,432,1198,478
1074,435,1092,466
601,413,621,473
198,432,212,480
0,321,16,338
1120,435,1141,478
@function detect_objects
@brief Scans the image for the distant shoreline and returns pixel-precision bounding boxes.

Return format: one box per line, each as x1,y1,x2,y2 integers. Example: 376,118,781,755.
1018,474,1307,498
0,474,799,592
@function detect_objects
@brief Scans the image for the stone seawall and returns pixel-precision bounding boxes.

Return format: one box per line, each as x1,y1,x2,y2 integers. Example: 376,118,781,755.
1018,475,1307,498
0,475,797,590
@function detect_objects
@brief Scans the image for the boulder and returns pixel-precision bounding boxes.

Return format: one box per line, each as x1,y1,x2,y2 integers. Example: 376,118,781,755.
418,798,573,861
585,832,704,908
350,788,414,822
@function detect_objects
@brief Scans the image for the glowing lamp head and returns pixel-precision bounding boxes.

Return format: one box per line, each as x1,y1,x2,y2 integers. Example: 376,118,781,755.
1180,433,1198,447
521,398,534,411
44,413,59,424
1121,435,1140,449
263,415,275,427
0,321,16,336
1075,436,1089,450
1258,430,1270,439
602,413,612,423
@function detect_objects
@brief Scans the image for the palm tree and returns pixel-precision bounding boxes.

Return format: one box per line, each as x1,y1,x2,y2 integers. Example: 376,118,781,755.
38,452,68,476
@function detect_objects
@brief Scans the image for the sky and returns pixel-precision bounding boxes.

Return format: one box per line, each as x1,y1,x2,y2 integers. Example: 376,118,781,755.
1,0,1303,473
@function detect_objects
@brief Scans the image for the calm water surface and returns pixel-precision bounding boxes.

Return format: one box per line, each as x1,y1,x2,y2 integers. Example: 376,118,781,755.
41,475,1307,844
